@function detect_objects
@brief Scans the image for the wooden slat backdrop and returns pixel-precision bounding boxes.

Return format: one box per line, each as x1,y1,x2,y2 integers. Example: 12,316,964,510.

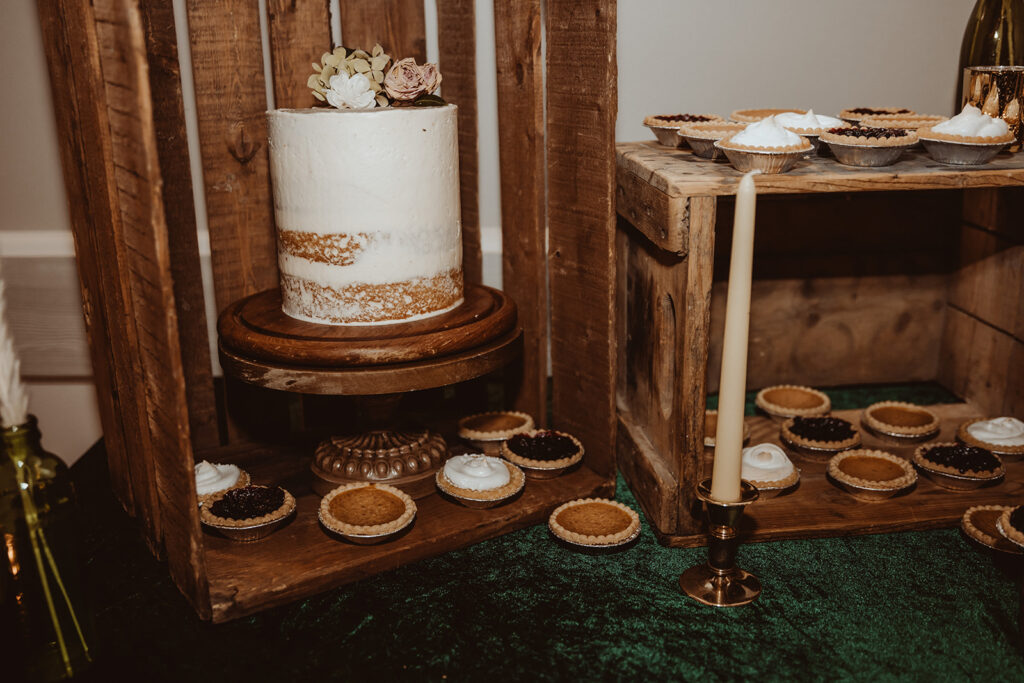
139,0,219,451
267,1,332,109
494,0,547,424
437,0,481,285
92,0,210,613
338,0,426,61
546,0,618,477
186,0,278,315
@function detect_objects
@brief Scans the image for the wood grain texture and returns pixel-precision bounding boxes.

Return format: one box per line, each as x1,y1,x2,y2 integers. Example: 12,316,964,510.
661,404,1024,547
617,142,1024,199
493,0,547,425
92,0,209,615
546,0,618,479
617,409,678,533
200,443,613,621
949,224,1024,341
437,0,481,285
38,0,138,513
219,328,522,395
938,307,1024,417
218,284,517,366
266,0,331,109
337,0,425,60
185,0,278,314
962,187,1024,241
138,0,219,451
616,166,688,254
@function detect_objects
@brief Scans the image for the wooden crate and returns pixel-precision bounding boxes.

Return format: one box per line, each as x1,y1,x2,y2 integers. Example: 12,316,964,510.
39,0,619,621
616,140,1024,545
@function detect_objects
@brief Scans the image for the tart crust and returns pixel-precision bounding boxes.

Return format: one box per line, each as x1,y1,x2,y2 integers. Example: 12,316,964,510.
197,469,251,506
500,429,584,470
755,385,831,418
862,401,940,438
745,467,800,490
917,125,1015,145
436,459,525,501
201,485,295,528
828,449,916,490
781,416,861,452
962,505,1022,551
643,113,723,128
839,107,915,122
998,506,1024,548
678,121,748,140
858,114,946,129
457,411,535,442
718,132,812,153
957,418,1024,456
819,128,918,147
729,108,804,123
319,482,416,536
913,442,1004,478
548,498,640,546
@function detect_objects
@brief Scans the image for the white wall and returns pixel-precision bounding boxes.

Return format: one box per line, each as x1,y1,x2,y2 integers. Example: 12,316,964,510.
0,0,976,463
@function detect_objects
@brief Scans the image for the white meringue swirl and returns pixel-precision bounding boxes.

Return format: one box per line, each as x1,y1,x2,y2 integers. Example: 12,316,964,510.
741,443,795,482
967,417,1024,447
443,454,510,490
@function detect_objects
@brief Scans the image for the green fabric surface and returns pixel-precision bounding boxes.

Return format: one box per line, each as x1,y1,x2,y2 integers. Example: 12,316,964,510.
69,383,1023,681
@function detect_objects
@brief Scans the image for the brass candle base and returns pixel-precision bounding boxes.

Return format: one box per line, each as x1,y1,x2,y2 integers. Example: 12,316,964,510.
679,479,761,607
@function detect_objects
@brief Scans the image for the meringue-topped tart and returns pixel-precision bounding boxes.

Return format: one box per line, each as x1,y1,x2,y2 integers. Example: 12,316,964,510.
719,116,810,151
436,454,525,507
194,460,249,503
773,109,848,134
958,417,1024,457
920,104,1014,143
741,443,798,489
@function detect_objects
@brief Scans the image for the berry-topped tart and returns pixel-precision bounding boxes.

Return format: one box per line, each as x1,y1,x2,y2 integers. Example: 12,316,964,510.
838,107,916,124
501,429,584,478
740,443,799,497
861,401,940,443
780,415,861,460
827,449,916,502
548,498,641,549
962,505,1023,554
997,505,1024,551
917,104,1015,165
858,113,947,130
957,417,1024,458
319,482,416,544
677,121,748,159
729,108,804,123
913,442,1004,490
200,484,296,542
818,127,919,167
755,384,831,422
772,109,849,151
644,113,724,147
715,116,812,174
435,453,525,508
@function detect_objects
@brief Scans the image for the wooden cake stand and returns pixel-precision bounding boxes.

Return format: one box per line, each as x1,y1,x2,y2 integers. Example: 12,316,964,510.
218,284,522,498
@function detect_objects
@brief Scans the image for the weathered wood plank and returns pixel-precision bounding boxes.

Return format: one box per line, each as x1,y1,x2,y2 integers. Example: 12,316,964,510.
337,0,425,60
138,0,219,451
266,0,331,109
949,223,1024,341
186,0,278,314
493,0,546,424
617,141,1024,199
617,410,678,533
938,307,1024,417
962,187,1024,241
438,0,481,286
93,0,210,617
616,166,688,255
546,0,617,479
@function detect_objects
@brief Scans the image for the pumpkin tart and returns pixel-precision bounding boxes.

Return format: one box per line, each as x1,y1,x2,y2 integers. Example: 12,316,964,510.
962,505,1023,553
319,482,416,537
862,401,940,441
828,449,916,500
548,498,640,547
755,385,831,420
997,505,1024,550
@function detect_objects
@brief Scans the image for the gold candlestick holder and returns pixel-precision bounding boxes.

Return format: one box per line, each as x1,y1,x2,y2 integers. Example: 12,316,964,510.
679,478,761,607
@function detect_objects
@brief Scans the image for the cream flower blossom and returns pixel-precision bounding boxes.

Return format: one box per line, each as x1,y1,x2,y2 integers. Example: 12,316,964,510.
325,72,376,110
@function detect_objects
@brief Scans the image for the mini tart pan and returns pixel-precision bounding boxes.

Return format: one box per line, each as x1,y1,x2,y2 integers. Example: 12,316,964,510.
318,482,416,544
861,401,940,443
957,418,1024,458
703,409,750,448
745,468,800,499
678,122,748,159
826,449,916,502
435,459,525,509
200,485,296,542
500,429,584,479
548,498,641,548
714,138,812,174
997,506,1024,551
457,411,535,455
962,505,1023,554
917,130,1013,166
755,385,831,422
912,443,1004,491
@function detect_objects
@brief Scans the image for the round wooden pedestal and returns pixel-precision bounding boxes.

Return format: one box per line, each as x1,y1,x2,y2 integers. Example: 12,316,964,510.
217,285,522,498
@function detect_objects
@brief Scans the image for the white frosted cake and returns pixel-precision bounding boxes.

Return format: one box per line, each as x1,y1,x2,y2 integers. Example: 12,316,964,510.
266,105,463,325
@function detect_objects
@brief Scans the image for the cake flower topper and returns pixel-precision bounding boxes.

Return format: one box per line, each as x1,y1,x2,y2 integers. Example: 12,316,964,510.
308,44,444,109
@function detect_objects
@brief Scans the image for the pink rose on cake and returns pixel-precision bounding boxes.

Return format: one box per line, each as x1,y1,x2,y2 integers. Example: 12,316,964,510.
384,57,443,102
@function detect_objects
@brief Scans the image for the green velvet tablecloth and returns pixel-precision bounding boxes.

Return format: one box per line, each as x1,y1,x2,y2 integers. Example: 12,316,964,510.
71,384,1023,681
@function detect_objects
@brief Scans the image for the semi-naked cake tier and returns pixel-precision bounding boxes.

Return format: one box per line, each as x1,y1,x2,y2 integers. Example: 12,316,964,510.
267,105,463,325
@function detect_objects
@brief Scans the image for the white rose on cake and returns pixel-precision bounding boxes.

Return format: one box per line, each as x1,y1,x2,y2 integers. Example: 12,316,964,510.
326,72,377,110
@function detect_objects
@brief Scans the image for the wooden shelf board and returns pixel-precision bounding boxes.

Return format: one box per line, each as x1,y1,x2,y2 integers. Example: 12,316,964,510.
655,403,1024,547
617,141,1024,199
201,446,614,622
